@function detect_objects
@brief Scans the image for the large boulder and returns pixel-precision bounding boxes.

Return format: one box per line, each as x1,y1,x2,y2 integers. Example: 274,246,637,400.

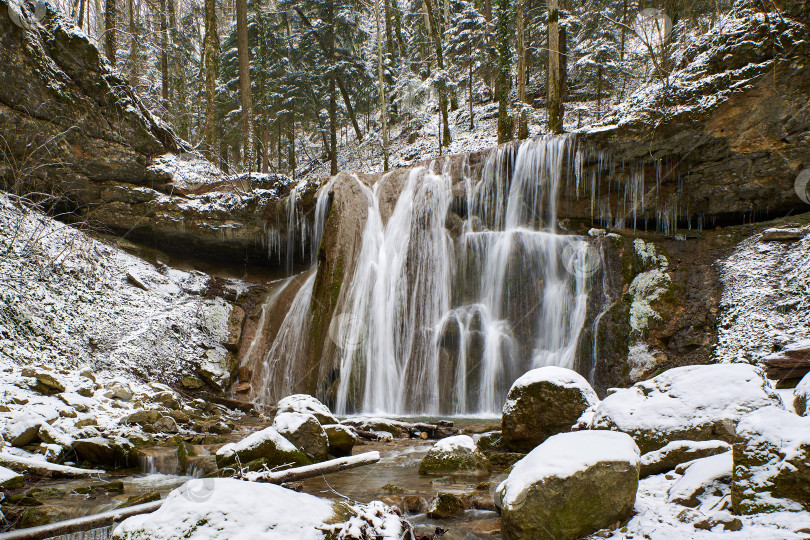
273,413,329,462
732,406,810,514
496,430,640,540
640,440,731,478
795,373,810,416
585,364,783,453
113,479,336,539
277,395,338,426
418,435,491,476
323,424,357,458
72,437,134,468
502,367,599,453
215,427,309,470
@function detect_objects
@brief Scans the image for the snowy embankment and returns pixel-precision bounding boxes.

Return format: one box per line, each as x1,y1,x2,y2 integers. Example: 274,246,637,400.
0,193,244,466
715,227,810,365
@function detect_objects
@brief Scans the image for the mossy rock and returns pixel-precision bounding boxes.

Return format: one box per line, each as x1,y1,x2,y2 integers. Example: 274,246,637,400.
426,492,465,519
215,427,310,470
323,424,357,458
731,407,810,514
419,436,491,476
499,452,638,539
502,368,598,453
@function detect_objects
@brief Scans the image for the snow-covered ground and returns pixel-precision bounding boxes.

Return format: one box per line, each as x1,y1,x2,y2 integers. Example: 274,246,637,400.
715,227,810,364
592,466,810,539
0,193,239,379
0,193,247,460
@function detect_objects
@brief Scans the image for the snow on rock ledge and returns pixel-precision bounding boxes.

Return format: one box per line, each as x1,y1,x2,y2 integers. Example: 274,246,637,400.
732,406,810,514
583,364,783,453
640,440,731,478
502,366,599,453
496,430,640,540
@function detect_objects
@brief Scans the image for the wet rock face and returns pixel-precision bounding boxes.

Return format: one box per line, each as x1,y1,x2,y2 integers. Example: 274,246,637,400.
0,0,178,196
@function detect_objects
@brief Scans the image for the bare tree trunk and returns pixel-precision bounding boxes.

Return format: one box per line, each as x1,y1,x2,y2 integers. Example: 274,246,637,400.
516,0,528,139
203,0,218,161
105,0,116,65
327,0,338,175
423,0,450,147
383,0,395,58
547,0,566,134
261,127,269,173
77,0,85,28
159,0,168,103
390,0,407,58
128,0,138,87
235,0,254,170
376,0,389,170
496,0,511,143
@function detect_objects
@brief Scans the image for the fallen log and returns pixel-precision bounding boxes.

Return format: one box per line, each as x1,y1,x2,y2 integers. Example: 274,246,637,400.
238,451,381,484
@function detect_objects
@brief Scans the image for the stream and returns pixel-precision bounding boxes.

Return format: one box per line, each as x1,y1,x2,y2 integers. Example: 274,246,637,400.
18,417,505,539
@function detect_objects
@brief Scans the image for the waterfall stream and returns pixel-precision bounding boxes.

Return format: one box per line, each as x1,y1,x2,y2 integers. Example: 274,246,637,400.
257,135,600,415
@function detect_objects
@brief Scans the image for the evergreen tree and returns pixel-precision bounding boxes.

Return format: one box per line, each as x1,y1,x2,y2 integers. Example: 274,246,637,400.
445,0,491,130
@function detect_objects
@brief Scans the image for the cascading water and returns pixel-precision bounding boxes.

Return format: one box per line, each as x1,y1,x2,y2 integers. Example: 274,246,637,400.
257,136,599,415
256,272,316,404
334,168,454,415
327,136,594,415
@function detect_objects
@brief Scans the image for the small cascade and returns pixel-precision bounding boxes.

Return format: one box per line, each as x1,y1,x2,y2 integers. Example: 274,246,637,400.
256,272,317,404
311,176,337,261
239,276,295,369
139,449,180,475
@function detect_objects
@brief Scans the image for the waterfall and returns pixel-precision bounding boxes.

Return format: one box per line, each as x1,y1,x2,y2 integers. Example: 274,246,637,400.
326,136,594,415
256,136,599,415
334,168,454,415
256,272,316,404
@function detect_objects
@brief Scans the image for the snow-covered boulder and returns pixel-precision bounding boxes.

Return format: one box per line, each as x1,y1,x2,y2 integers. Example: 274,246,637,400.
418,435,491,476
732,406,810,514
640,440,731,478
496,430,640,540
2,412,45,447
0,465,23,488
502,367,599,452
794,373,810,416
323,424,357,457
585,364,783,453
114,479,408,539
215,427,309,470
21,367,66,395
273,412,328,462
277,394,338,425
667,452,732,507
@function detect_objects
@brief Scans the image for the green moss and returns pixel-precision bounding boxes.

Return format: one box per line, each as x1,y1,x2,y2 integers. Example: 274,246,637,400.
419,449,491,476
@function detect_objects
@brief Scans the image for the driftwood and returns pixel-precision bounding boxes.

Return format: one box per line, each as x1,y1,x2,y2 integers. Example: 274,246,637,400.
237,451,381,484
0,501,163,540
